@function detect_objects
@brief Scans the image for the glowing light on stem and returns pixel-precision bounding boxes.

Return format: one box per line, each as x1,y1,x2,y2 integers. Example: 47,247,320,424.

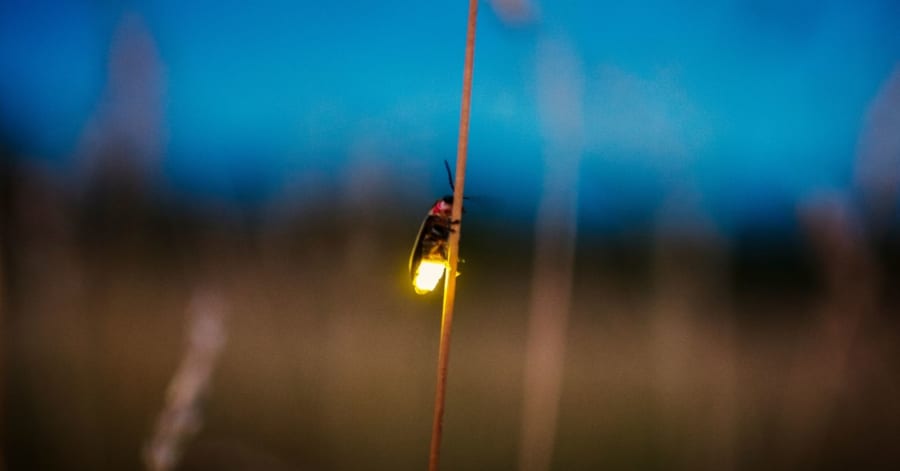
414,259,447,295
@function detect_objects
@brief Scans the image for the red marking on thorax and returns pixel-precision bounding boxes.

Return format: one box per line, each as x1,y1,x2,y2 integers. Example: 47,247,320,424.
431,200,452,217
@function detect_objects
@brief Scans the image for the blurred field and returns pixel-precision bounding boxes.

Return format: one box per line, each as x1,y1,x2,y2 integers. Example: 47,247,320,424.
3,2,900,469
3,159,899,470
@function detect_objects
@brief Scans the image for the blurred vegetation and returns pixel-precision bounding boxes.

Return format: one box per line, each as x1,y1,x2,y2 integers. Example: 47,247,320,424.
2,146,899,470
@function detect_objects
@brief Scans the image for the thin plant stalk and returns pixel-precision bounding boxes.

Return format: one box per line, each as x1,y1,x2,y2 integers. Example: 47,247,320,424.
144,289,227,471
518,37,584,471
428,1,478,470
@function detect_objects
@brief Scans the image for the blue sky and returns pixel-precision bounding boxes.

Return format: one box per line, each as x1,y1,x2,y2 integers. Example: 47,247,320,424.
1,0,898,231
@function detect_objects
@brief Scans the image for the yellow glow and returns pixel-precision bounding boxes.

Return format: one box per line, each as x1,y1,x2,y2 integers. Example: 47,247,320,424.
413,259,447,294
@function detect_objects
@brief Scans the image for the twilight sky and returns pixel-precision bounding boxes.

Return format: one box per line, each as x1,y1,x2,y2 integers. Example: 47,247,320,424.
1,0,898,231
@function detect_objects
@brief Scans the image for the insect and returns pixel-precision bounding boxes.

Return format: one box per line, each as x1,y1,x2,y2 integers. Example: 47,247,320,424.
409,161,462,294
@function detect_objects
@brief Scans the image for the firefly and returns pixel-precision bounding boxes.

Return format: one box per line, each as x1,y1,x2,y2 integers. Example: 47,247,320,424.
409,162,462,294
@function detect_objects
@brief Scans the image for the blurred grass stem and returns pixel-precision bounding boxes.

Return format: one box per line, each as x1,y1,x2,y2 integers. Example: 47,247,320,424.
518,37,584,471
144,290,227,471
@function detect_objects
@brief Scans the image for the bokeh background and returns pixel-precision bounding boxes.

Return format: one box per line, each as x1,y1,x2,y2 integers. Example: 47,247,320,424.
2,0,900,469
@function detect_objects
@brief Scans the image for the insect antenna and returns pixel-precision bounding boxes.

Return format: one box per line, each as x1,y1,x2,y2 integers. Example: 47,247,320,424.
445,159,476,202
444,159,455,192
